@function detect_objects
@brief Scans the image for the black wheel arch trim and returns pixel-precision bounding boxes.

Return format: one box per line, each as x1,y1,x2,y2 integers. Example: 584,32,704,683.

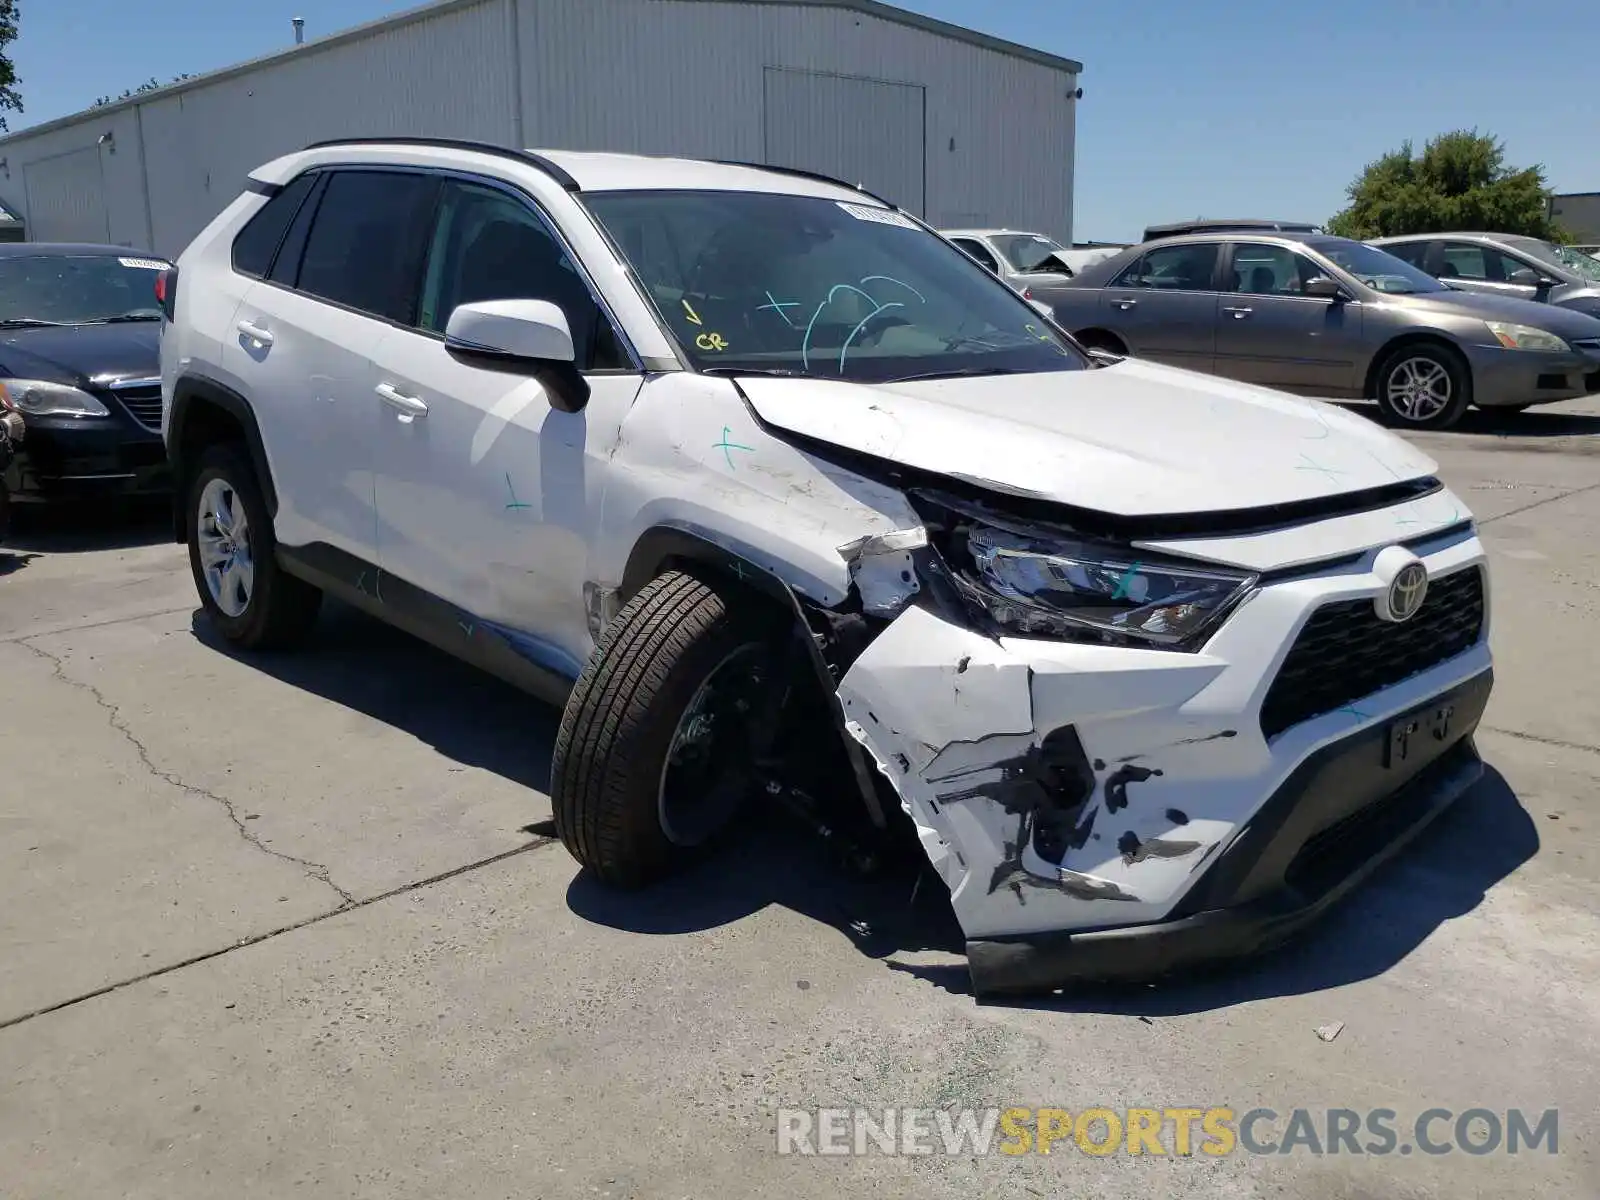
167,375,278,543
620,524,891,830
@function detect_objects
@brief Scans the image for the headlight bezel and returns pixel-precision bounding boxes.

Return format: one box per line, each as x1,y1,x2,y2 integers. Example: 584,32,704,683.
910,490,1259,651
1484,320,1569,353
0,378,112,418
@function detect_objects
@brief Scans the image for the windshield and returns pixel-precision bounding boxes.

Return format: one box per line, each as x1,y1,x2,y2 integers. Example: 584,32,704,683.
1513,238,1600,284
0,254,169,325
1311,240,1446,294
990,233,1071,274
582,191,1088,382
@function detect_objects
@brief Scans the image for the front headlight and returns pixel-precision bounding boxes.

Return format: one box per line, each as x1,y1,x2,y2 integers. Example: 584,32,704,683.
0,379,111,418
956,524,1257,647
1485,321,1569,353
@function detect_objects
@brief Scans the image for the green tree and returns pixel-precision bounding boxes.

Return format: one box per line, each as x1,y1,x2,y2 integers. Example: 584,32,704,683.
0,1,23,133
1327,130,1566,242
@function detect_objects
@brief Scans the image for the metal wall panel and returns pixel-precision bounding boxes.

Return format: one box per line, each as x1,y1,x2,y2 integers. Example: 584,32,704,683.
139,0,516,255
22,148,110,243
0,0,1076,255
519,0,1076,240
762,68,925,213
0,106,151,247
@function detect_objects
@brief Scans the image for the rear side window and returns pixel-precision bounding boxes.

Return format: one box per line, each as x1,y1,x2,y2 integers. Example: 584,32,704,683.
295,170,441,324
1382,241,1431,269
950,237,1001,274
230,173,318,279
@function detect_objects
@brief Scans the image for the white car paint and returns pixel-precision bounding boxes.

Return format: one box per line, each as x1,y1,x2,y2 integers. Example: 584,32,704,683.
164,143,1493,960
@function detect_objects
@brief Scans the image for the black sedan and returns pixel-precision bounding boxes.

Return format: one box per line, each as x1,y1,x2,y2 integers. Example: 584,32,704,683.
0,243,171,506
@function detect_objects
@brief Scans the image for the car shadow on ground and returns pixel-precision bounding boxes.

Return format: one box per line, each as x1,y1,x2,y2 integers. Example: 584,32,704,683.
0,549,38,577
3,496,173,554
568,763,1538,1014
1332,400,1600,439
190,600,558,793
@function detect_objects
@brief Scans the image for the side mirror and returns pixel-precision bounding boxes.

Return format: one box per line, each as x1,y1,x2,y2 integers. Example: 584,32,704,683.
1304,275,1345,300
444,299,589,413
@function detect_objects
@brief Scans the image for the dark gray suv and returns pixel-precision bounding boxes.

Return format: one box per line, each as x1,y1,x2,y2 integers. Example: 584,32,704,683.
1046,233,1600,429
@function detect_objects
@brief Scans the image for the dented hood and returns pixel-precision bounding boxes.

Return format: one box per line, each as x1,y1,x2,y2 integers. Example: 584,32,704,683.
738,358,1436,517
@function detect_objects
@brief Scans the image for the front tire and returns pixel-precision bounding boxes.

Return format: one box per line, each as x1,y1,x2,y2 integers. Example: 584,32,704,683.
1373,343,1472,430
551,569,782,889
186,444,322,651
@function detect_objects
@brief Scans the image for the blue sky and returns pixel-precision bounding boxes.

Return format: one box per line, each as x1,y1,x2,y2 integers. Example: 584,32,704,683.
11,0,1598,242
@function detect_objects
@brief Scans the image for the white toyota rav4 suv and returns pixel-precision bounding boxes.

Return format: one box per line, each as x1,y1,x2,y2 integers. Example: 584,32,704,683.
159,138,1493,996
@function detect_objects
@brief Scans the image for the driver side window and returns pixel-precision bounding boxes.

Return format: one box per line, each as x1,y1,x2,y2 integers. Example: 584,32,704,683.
417,180,627,371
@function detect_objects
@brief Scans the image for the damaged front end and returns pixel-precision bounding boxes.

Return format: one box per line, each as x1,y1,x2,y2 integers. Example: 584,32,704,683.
830,487,1492,998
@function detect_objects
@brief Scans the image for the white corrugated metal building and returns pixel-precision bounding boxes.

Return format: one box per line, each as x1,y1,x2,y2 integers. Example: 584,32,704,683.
0,0,1081,259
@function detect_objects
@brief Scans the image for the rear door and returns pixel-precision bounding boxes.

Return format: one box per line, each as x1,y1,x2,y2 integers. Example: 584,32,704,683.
1098,240,1221,371
1214,241,1364,395
223,168,441,557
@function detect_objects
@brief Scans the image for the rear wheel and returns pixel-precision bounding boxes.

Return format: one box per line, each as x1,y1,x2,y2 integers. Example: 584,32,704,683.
1373,343,1472,430
186,444,322,650
550,569,783,888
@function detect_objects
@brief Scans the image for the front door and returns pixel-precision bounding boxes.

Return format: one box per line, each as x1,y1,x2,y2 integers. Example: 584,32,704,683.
1213,241,1365,395
1100,240,1221,371
370,177,643,674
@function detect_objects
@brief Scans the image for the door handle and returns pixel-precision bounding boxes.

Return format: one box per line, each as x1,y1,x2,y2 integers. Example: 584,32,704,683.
1112,298,1139,310
1222,306,1253,318
375,382,428,419
236,320,274,346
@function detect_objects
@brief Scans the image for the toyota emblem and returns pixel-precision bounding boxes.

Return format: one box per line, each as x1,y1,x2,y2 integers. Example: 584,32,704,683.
1387,563,1428,622
1372,546,1429,623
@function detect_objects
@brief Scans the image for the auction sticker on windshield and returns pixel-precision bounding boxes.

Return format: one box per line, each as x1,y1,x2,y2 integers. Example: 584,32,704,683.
836,202,919,230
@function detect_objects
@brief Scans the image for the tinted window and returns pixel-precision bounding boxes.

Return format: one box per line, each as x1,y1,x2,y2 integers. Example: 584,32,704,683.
1381,240,1431,268
583,190,1087,382
1439,242,1491,280
296,170,440,324
1226,243,1325,295
231,173,318,279
417,180,626,370
1113,242,1219,290
0,254,171,324
950,237,1001,274
267,174,325,288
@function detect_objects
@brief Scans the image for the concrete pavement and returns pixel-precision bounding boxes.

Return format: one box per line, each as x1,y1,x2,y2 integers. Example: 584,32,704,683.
2,398,1598,1198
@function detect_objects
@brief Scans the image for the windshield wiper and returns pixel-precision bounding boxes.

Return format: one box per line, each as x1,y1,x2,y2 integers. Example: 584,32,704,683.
95,313,161,323
699,366,806,378
0,317,71,329
887,366,1033,383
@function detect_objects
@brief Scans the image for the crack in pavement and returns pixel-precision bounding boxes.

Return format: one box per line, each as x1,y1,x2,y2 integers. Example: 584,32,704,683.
17,637,357,907
1478,480,1600,527
1480,725,1600,758
0,604,197,645
0,836,559,1033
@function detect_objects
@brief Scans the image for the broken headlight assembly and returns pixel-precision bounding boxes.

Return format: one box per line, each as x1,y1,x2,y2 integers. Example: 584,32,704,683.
917,495,1257,648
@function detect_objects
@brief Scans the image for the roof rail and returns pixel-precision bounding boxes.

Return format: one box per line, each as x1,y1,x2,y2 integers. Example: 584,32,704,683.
709,160,896,210
301,137,581,192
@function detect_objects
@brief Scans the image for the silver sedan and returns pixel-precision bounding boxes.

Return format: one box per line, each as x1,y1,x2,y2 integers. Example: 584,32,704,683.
1042,232,1600,430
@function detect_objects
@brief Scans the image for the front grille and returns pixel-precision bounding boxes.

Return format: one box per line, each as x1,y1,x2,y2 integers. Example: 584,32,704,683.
1259,566,1485,739
108,384,163,431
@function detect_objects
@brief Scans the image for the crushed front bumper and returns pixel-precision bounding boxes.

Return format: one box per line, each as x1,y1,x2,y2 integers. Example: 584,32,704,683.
835,514,1492,997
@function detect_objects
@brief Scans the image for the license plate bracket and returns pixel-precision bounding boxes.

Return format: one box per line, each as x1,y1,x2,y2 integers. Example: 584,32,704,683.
1383,701,1456,769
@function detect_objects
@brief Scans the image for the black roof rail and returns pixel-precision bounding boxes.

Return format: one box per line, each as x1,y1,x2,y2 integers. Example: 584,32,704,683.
301,137,581,192
709,160,896,210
